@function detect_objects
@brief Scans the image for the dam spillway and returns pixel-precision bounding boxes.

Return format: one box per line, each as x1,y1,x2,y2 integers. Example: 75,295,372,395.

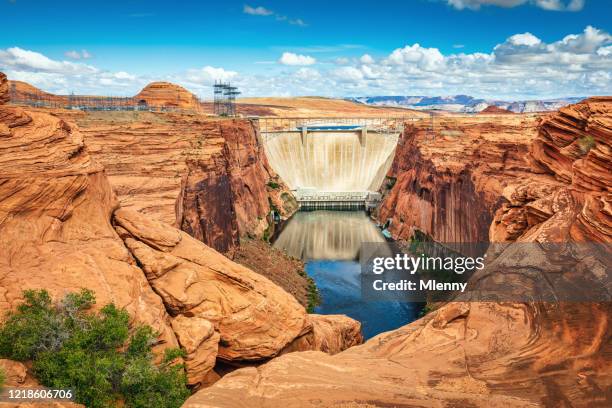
260,120,401,204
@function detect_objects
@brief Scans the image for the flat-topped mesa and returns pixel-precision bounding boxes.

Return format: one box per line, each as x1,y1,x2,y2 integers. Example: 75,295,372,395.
134,81,203,112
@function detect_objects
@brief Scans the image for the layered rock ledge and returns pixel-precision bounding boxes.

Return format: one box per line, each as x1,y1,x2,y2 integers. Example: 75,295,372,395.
0,74,361,391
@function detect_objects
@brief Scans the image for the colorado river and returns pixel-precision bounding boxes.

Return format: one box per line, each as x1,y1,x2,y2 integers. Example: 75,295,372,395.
273,210,422,339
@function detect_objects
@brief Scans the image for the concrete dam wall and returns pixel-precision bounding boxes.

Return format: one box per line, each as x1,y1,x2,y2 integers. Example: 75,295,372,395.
261,130,400,192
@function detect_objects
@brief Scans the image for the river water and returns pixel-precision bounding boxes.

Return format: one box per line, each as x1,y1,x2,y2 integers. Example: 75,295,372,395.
273,210,422,339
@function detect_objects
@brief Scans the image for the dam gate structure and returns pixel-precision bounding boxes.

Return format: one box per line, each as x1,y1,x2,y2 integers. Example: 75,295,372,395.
257,117,417,210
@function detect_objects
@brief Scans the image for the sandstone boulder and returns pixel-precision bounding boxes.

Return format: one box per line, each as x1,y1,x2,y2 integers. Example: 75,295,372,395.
281,314,363,355
171,316,220,387
113,208,309,362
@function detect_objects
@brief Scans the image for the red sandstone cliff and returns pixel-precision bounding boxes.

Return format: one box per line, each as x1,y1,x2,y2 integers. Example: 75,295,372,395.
0,73,360,390
55,111,296,253
186,100,611,407
378,113,541,243
0,73,8,105
492,97,612,243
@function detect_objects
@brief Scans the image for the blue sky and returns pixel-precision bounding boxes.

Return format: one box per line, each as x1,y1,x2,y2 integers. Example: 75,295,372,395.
0,0,610,99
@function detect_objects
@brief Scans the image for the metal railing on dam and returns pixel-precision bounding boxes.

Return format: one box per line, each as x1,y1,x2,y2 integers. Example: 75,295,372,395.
296,190,382,210
256,116,420,135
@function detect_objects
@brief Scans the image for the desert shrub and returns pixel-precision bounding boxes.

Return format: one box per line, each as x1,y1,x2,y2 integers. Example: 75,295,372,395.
267,180,281,189
0,289,189,408
306,277,321,313
578,135,595,154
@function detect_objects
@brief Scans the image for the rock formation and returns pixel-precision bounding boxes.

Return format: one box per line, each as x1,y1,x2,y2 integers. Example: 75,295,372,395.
186,99,611,407
134,82,203,112
0,73,8,105
378,114,541,243
113,208,308,362
479,105,514,114
0,74,361,390
0,93,178,351
58,112,296,253
0,359,84,407
492,97,612,243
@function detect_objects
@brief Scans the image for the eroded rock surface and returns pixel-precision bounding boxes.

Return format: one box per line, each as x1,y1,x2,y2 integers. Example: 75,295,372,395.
493,97,612,243
0,100,178,351
378,113,541,243
0,75,361,390
59,111,296,253
0,73,8,105
113,208,309,363
113,208,361,386
186,100,611,407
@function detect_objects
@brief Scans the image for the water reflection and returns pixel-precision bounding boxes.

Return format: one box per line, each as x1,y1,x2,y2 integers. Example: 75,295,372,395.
273,210,421,339
273,210,385,260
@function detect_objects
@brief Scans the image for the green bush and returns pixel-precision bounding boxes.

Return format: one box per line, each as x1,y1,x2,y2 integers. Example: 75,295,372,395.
0,289,189,408
578,135,595,155
267,180,281,189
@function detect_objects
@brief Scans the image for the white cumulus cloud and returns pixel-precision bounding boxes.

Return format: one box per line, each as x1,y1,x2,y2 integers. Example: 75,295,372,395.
360,54,375,64
185,66,238,83
0,47,97,74
278,52,316,66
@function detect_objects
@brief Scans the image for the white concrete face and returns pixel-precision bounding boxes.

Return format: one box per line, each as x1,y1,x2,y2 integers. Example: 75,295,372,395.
262,130,399,192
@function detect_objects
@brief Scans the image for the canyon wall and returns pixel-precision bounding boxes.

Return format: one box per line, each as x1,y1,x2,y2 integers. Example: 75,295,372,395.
492,97,612,243
262,131,398,191
378,114,542,243
58,111,296,253
0,73,8,105
187,99,611,407
0,76,361,390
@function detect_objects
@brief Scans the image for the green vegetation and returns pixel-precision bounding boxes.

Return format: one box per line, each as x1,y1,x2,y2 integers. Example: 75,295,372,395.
418,303,434,318
262,227,271,242
296,269,320,313
578,135,595,155
267,180,281,189
306,278,321,313
0,289,190,408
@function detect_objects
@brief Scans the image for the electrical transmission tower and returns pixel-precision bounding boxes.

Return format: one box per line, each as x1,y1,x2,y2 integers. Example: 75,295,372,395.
213,81,240,117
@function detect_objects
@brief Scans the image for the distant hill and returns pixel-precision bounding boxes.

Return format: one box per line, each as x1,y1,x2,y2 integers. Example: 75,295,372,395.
347,95,585,113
